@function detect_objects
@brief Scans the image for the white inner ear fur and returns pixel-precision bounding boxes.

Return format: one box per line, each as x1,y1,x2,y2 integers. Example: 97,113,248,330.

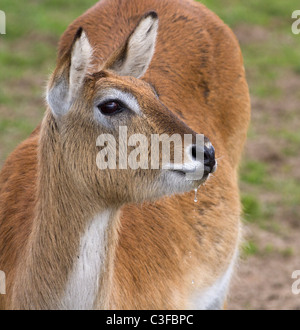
69,31,93,100
110,14,159,78
47,31,93,118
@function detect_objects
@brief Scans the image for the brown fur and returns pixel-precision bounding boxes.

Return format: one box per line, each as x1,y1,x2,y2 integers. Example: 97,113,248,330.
0,0,250,310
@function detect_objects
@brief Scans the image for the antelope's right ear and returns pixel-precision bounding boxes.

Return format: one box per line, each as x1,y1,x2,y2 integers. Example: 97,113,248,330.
46,28,93,118
104,11,159,78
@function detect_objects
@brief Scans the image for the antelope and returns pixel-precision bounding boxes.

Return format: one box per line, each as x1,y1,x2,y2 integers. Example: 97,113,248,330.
0,0,250,310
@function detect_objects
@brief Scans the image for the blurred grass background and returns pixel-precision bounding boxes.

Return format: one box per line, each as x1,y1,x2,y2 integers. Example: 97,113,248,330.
0,0,299,309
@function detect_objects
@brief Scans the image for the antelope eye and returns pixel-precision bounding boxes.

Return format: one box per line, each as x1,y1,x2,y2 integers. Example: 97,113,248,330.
97,101,124,115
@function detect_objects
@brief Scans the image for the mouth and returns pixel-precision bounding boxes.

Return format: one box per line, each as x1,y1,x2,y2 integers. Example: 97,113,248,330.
156,161,217,198
205,161,217,174
167,168,209,183
156,157,218,198
164,160,217,179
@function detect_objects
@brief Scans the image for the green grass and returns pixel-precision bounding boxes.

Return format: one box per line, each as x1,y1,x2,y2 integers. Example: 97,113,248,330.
242,240,259,257
241,193,263,223
200,0,300,31
201,0,300,99
240,161,268,186
242,41,300,98
0,0,96,164
242,240,295,258
270,129,300,156
0,0,96,79
279,179,300,207
1,0,96,40
240,154,300,228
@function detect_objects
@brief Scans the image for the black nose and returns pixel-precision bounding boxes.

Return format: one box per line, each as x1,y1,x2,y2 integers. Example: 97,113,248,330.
204,143,216,175
190,142,217,175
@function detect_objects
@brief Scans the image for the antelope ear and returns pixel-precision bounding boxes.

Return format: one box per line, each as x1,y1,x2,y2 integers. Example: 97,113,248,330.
105,11,159,78
46,28,93,118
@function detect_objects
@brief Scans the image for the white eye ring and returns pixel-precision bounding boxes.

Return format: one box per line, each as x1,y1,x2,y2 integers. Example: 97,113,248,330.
95,88,142,116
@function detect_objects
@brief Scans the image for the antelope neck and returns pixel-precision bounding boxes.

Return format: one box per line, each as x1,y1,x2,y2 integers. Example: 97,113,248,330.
14,117,120,309
27,170,119,309
61,209,117,309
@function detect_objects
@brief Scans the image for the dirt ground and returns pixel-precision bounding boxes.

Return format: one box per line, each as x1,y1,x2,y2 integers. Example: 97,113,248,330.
229,224,300,310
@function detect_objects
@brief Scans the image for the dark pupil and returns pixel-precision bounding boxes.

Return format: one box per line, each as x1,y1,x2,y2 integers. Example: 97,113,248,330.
99,101,120,115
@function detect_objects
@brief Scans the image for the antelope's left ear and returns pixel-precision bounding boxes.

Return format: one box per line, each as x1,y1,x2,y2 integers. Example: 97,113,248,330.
105,11,159,78
46,27,93,118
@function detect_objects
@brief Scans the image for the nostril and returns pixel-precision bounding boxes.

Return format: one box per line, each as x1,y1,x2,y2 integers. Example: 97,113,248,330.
189,143,217,175
204,144,216,173
191,145,197,161
191,144,215,162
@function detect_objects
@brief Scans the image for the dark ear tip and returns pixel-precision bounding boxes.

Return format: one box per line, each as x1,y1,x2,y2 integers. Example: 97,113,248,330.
63,27,85,59
144,11,158,20
74,27,84,41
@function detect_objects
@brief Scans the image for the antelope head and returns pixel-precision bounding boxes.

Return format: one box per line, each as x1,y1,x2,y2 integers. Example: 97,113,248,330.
46,12,216,207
